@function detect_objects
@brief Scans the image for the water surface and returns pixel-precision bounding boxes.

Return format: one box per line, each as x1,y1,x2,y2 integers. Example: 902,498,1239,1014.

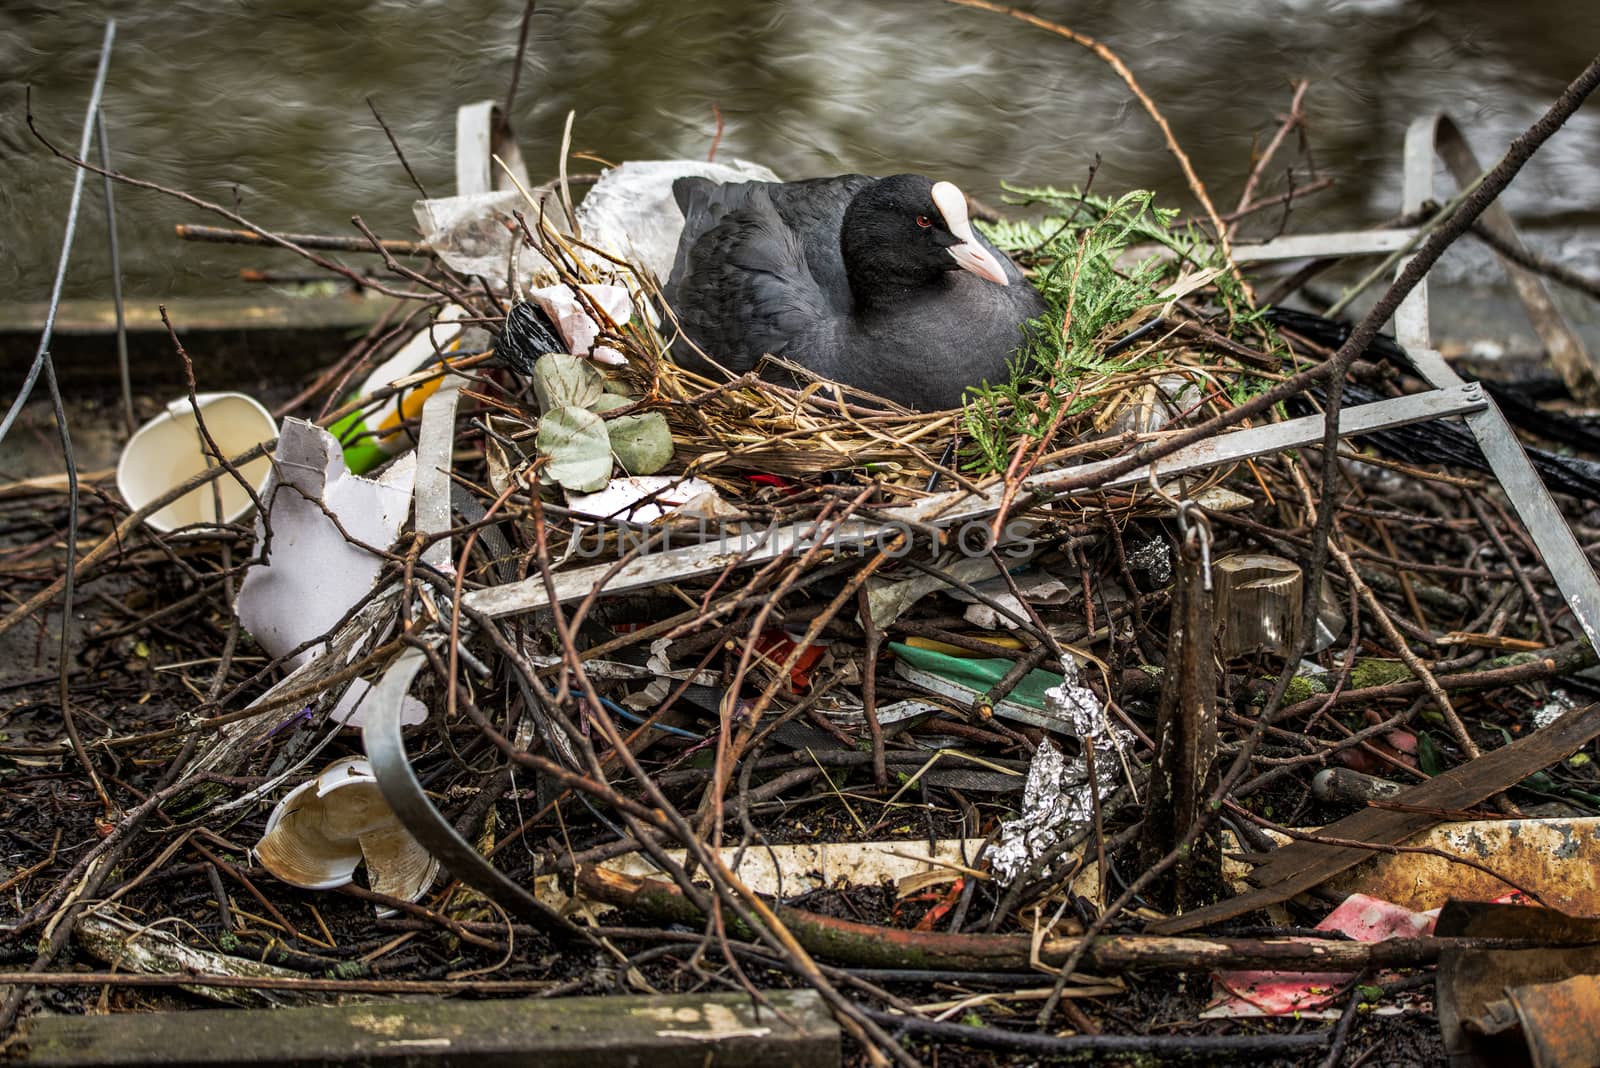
4,0,1598,305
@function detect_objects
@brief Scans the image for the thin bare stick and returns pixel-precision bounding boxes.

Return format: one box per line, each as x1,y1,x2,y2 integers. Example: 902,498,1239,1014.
367,96,429,199
708,102,725,161
504,0,539,120
25,104,427,302
1233,80,1310,222
945,0,1241,275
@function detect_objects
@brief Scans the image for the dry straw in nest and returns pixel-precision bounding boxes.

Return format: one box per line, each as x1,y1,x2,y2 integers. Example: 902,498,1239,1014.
491,181,1285,519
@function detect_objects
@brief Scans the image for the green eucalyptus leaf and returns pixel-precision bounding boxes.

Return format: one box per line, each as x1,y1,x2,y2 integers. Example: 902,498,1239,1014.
608,410,674,475
531,353,603,413
537,404,613,492
588,393,632,414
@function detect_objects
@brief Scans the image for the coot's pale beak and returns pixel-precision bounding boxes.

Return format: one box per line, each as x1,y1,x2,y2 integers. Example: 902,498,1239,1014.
947,240,1009,286
932,180,1010,287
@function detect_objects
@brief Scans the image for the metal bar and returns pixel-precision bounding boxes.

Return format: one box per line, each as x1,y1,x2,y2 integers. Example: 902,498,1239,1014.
1433,114,1599,400
414,375,464,571
1467,399,1600,651
464,384,1487,619
897,382,1487,528
1231,228,1419,263
455,100,530,197
362,647,583,939
1395,115,1442,364
1399,112,1600,657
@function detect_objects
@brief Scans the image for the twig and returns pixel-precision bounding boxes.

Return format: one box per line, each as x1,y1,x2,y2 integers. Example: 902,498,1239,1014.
1467,219,1600,302
944,0,1242,280
0,24,115,448
708,103,725,162
504,0,539,120
1233,80,1311,225
0,971,571,996
175,223,429,256
0,439,276,641
25,107,428,301
856,586,888,788
1034,47,1600,1024
94,107,133,435
367,96,429,199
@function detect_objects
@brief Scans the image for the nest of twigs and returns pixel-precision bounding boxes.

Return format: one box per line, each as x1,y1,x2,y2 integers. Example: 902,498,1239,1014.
476,183,1278,523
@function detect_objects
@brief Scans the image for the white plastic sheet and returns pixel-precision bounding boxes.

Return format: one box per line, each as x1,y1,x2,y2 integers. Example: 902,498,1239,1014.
236,419,415,670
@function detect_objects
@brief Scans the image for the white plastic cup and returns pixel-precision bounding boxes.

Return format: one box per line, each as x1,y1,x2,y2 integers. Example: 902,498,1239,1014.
116,393,278,533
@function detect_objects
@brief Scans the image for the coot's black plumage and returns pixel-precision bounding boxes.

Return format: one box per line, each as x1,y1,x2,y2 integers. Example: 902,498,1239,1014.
664,173,1047,411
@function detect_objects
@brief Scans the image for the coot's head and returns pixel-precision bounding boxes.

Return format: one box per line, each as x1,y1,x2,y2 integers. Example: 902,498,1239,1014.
841,174,1009,299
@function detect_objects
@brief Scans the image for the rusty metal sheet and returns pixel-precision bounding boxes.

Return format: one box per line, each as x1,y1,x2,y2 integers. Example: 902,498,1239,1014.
1503,973,1600,1068
1436,903,1600,1068
1150,702,1600,935
1439,947,1600,1068
1324,817,1600,917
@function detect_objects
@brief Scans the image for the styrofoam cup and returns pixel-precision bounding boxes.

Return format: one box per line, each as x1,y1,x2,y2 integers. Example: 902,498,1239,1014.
116,393,278,533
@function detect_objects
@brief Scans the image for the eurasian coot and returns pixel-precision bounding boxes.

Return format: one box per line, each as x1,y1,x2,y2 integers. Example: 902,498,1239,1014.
664,173,1047,410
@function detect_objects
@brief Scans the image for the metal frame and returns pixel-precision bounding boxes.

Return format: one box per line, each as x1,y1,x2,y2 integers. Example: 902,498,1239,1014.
454,100,530,198
463,383,1490,619
1230,113,1600,653
1393,115,1600,652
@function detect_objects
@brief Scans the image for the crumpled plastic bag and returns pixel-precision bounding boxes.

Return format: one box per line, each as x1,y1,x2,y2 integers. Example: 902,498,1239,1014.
413,190,537,283
574,158,780,283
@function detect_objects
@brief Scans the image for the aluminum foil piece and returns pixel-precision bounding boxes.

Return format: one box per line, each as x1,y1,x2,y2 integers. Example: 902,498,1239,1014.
1046,673,1105,740
989,680,1131,884
990,739,1072,883
1128,534,1174,587
1533,688,1579,729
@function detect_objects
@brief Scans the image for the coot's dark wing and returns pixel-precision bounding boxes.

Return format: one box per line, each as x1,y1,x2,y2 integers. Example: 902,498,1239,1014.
760,174,873,311
667,176,749,295
665,178,838,376
665,172,1047,409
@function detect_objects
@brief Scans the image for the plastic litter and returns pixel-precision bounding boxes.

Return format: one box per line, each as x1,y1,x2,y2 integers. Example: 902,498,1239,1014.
116,392,277,532
253,757,437,908
235,419,416,669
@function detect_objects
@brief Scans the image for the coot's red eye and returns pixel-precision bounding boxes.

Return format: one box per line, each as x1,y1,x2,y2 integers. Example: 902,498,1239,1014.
915,214,933,228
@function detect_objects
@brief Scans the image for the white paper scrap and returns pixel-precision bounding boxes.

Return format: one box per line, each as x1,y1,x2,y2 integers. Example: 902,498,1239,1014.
528,283,637,366
566,474,723,525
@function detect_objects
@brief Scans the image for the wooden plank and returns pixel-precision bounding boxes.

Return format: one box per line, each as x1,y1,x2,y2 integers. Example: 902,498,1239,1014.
0,296,398,391
17,990,838,1068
